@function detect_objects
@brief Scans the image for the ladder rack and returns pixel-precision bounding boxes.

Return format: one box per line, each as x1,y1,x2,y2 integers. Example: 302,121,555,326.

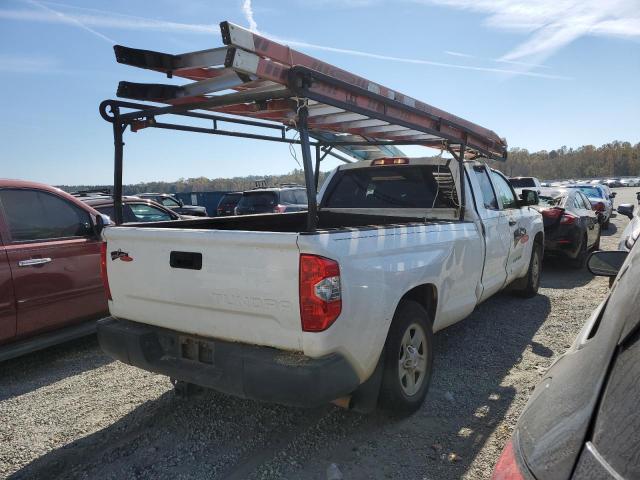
100,20,508,229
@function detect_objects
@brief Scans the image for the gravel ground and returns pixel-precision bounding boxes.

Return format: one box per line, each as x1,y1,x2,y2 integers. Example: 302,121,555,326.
1,188,635,480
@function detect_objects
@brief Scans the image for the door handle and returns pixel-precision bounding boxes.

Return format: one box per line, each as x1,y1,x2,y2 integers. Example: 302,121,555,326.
18,258,52,267
508,219,517,226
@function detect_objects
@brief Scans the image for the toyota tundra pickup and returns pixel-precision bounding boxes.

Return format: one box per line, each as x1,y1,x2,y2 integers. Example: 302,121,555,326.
97,157,543,413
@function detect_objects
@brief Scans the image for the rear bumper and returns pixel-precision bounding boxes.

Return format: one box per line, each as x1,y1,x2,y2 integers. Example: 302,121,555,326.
97,318,359,408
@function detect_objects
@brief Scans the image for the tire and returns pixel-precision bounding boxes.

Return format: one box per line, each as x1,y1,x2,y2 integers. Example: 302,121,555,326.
378,300,433,415
513,243,542,298
570,235,588,269
603,218,610,230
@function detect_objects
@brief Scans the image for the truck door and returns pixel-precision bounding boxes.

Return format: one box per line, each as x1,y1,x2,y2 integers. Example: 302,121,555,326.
490,171,528,281
0,221,17,343
0,188,107,338
471,165,511,299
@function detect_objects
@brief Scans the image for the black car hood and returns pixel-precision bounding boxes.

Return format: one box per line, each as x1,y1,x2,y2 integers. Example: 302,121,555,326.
516,247,640,479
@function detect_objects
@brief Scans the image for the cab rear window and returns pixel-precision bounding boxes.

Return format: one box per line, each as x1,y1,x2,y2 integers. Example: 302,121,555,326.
323,165,458,209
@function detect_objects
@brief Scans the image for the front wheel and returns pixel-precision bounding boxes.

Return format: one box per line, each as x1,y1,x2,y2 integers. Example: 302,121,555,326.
378,300,433,414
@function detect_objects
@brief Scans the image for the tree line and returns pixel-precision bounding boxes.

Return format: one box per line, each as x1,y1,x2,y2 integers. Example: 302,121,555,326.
59,141,640,194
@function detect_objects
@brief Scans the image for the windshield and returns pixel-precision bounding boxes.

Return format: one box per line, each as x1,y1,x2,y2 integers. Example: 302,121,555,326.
566,186,604,198
510,178,536,188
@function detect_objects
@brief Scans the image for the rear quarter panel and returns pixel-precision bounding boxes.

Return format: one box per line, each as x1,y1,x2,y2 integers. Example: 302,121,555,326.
298,222,483,380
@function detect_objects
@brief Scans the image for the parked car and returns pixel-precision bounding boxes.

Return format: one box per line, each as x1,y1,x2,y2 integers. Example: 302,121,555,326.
137,193,208,217
0,180,109,361
603,178,622,188
97,158,544,413
216,192,242,216
493,246,640,480
509,176,542,195
534,187,601,268
618,195,640,251
235,185,308,215
565,184,613,229
74,193,191,223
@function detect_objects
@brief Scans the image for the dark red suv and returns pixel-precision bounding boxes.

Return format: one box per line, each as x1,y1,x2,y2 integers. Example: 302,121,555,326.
0,180,108,360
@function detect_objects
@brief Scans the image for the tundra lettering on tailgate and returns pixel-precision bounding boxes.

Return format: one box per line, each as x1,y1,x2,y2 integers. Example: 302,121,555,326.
211,291,292,311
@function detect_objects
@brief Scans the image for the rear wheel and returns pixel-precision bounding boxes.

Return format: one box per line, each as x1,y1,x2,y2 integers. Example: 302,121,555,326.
513,243,542,298
593,229,601,250
379,300,433,414
570,235,588,269
603,218,610,230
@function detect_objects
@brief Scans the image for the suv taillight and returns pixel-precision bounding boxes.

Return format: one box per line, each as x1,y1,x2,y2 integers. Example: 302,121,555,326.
592,201,605,212
273,204,287,213
541,207,563,220
100,242,112,300
299,254,341,332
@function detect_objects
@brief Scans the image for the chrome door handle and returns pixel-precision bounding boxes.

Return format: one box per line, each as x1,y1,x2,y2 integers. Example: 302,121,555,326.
18,258,52,267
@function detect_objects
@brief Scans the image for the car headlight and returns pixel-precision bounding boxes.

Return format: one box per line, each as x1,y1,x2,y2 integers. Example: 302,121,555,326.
626,228,640,250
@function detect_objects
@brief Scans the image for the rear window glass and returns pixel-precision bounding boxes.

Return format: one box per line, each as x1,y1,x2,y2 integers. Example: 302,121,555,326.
567,186,604,198
323,165,458,209
280,190,296,204
539,195,564,207
294,190,307,204
238,192,277,208
219,194,241,206
510,178,536,188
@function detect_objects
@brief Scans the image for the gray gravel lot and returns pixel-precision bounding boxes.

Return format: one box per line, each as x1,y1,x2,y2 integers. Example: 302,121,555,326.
1,188,636,480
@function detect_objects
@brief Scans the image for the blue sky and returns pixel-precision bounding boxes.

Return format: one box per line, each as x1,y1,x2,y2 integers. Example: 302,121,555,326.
1,0,639,185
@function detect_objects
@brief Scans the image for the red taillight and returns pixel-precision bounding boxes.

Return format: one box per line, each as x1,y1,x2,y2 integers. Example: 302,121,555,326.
560,212,577,224
100,242,112,300
492,440,526,480
541,207,563,220
273,204,287,213
371,157,409,166
592,201,605,212
299,254,341,332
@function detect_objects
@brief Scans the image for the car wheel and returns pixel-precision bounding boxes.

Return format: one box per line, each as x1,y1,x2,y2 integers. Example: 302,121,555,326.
603,219,610,230
378,300,433,415
513,242,542,298
570,235,588,269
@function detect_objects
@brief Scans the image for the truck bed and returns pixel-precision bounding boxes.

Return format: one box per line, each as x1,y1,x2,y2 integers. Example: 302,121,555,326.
120,210,453,233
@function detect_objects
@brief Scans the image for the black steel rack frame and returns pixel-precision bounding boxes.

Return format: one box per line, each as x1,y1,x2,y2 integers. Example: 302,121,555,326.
100,20,507,230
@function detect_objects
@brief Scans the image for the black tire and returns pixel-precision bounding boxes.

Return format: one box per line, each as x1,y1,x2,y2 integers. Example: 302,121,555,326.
378,300,433,415
513,242,542,298
570,235,588,269
603,219,610,230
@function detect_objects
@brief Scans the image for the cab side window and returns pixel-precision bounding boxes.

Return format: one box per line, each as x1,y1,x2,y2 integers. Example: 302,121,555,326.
473,166,499,210
490,171,519,209
0,189,92,242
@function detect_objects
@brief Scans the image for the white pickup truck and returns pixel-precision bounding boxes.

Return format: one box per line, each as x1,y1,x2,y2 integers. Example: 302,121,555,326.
98,157,543,413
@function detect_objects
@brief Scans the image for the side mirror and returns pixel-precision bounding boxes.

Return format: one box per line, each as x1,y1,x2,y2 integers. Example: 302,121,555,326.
94,213,112,237
178,199,184,207
587,250,628,277
610,192,617,199
520,189,539,206
617,203,634,220
636,191,640,203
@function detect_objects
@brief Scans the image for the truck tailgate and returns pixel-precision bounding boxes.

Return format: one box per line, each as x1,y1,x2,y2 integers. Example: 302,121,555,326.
103,227,303,351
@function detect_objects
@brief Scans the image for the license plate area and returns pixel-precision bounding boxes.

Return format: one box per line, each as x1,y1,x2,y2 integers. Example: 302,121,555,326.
179,336,215,365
